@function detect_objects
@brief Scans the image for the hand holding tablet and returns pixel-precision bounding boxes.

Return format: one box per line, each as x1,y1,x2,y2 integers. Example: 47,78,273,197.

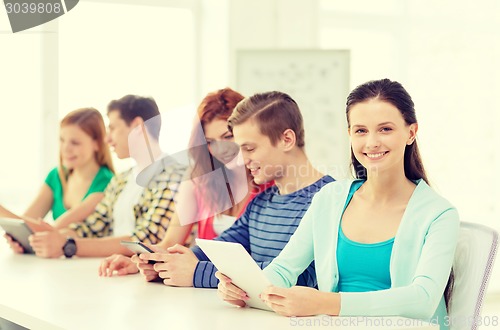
120,241,157,264
0,217,35,254
195,239,273,311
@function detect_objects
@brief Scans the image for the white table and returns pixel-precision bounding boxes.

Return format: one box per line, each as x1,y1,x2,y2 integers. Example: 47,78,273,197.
0,242,437,330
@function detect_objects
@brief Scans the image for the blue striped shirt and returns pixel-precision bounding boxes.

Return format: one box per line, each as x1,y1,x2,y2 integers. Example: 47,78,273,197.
192,175,335,288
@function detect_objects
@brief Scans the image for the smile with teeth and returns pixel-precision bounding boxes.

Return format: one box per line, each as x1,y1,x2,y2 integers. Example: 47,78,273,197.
248,167,260,173
365,152,388,159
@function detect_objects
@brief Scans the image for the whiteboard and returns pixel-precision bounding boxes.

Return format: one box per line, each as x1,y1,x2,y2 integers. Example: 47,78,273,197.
236,49,351,178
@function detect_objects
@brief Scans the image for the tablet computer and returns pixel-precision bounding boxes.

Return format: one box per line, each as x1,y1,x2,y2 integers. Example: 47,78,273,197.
0,217,34,254
195,238,272,311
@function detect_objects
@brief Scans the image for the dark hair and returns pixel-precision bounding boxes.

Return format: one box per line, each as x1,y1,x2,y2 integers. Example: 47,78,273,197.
188,88,245,212
107,95,161,140
346,79,455,309
228,91,305,148
346,78,428,183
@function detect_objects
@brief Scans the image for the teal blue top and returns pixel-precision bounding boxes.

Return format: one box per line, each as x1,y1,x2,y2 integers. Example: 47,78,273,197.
264,179,459,329
337,181,394,292
44,166,114,220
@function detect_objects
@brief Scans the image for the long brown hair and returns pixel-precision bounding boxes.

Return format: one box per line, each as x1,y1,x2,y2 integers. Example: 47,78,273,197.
346,79,428,184
58,108,114,186
188,88,245,212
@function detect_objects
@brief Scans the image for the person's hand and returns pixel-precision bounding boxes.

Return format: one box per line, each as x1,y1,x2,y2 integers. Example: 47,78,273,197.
139,244,198,287
28,231,66,258
22,217,54,232
215,271,249,307
132,244,164,282
99,254,139,277
4,234,24,254
260,286,329,317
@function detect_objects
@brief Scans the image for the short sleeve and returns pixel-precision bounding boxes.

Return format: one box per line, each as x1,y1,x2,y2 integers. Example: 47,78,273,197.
44,167,61,192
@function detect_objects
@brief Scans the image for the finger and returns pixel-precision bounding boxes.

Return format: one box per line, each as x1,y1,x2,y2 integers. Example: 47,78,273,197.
14,245,24,254
158,271,170,279
158,271,169,280
28,237,41,249
166,244,188,254
98,259,110,276
5,235,24,254
139,252,168,262
142,269,159,282
162,278,173,286
116,263,138,276
217,280,248,300
145,274,159,282
220,281,248,299
261,293,286,307
215,272,231,282
104,260,119,277
217,290,246,308
140,268,159,281
28,233,47,244
218,285,246,301
10,241,24,254
261,285,285,298
34,248,47,258
137,263,155,272
153,262,168,272
130,254,144,264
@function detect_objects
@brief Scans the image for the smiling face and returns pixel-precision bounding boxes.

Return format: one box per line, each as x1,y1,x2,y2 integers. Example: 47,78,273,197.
348,99,417,177
203,119,239,165
59,124,98,170
232,119,286,185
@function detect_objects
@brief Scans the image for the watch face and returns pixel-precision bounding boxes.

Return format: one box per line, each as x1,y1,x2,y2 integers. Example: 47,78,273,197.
63,238,77,258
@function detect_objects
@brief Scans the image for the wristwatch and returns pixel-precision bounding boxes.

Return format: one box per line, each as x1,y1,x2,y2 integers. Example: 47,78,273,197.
62,237,77,258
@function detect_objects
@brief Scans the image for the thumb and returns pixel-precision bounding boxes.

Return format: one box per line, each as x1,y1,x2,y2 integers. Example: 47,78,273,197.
167,244,188,254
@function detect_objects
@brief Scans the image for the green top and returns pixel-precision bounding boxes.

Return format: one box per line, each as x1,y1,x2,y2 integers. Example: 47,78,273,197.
44,166,114,220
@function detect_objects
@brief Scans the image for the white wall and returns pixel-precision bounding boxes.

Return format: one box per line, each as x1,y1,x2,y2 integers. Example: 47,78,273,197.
318,0,500,291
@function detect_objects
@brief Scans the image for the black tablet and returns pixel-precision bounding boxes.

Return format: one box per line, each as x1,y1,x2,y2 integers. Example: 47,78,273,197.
0,217,34,254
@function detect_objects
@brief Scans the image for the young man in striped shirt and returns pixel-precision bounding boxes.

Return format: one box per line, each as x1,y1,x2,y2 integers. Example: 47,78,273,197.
136,91,334,288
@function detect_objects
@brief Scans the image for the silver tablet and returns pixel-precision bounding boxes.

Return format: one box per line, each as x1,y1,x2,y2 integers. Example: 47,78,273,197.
195,238,273,311
0,217,34,254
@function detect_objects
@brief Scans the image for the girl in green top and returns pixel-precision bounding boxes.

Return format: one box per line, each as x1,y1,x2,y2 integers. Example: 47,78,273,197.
1,108,114,235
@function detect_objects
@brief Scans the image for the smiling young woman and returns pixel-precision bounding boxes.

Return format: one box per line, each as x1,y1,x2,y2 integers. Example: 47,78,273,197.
217,79,459,330
2,108,114,252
